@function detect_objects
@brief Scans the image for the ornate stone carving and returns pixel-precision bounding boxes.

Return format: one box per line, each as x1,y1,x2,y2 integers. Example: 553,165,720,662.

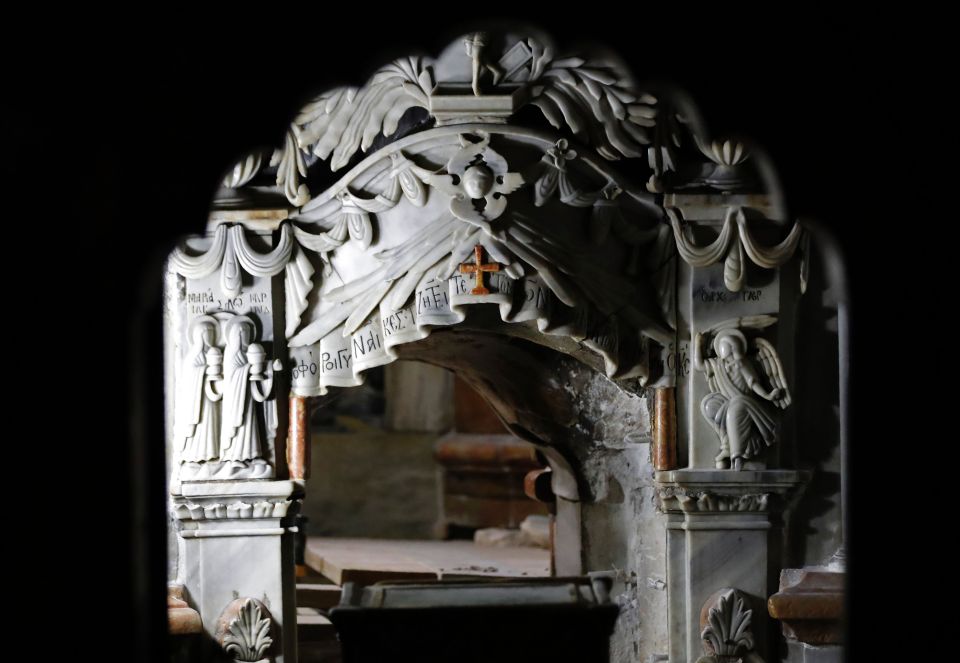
170,224,294,298
523,37,657,161
465,32,502,96
175,316,225,478
668,206,803,292
657,487,770,513
223,153,264,189
693,316,790,470
697,589,765,663
426,133,524,230
219,33,668,206
696,138,750,192
273,56,437,204
216,598,274,663
219,317,279,480
173,499,293,521
174,313,281,481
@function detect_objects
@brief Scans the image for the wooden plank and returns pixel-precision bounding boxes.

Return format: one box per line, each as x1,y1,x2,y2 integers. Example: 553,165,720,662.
304,537,551,587
305,538,438,586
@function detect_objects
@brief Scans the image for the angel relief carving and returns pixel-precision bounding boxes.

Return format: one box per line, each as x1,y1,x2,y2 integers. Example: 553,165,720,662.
175,313,282,481
693,316,791,470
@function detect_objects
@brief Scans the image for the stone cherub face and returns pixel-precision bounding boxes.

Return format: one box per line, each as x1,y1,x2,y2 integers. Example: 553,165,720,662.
462,164,494,199
427,133,524,230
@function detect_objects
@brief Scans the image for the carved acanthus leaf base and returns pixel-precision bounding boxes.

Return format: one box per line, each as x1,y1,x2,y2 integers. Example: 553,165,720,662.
697,588,765,663
215,598,274,663
655,469,808,515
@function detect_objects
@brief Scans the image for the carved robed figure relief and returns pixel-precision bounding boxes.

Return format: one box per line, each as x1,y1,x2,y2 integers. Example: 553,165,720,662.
693,315,791,470
219,316,279,480
174,313,280,480
176,316,224,480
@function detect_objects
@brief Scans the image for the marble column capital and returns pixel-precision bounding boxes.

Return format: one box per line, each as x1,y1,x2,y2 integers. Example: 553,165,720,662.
655,469,809,516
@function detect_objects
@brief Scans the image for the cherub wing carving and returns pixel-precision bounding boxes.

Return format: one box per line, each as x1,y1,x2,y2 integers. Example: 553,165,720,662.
294,57,436,172
753,337,791,409
527,40,657,161
495,172,525,196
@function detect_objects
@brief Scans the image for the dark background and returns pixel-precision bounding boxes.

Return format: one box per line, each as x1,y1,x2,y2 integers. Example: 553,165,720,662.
7,10,917,662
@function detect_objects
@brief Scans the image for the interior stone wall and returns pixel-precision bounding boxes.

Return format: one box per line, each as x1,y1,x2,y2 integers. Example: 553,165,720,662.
301,429,443,540
554,360,668,663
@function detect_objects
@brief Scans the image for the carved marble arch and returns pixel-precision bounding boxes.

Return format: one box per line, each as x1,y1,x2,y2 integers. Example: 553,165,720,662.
166,26,818,663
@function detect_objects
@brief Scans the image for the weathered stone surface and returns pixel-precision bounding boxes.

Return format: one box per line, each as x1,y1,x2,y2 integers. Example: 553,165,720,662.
397,330,665,663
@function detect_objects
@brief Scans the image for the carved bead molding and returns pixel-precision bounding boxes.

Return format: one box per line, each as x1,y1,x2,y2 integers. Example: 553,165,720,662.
215,598,274,663
668,206,804,293
697,588,765,663
173,500,293,521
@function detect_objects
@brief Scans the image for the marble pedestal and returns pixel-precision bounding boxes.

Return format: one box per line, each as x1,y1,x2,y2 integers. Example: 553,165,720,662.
656,470,807,663
172,480,303,663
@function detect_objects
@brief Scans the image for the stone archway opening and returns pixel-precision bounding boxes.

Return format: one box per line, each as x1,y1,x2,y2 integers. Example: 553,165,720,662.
164,25,841,663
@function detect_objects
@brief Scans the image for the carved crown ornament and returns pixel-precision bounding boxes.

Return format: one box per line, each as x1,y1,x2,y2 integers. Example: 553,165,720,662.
171,28,807,397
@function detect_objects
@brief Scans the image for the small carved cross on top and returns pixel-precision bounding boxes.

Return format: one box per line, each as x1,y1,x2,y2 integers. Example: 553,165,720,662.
460,244,500,295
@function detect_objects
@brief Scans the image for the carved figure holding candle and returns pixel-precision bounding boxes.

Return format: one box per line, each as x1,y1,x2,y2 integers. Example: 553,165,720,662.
218,316,278,479
176,316,224,480
693,316,790,470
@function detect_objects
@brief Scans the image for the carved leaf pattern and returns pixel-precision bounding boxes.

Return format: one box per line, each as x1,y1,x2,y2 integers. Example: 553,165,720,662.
527,39,657,161
701,590,754,658
223,153,264,189
270,129,310,206
222,598,273,662
293,57,436,172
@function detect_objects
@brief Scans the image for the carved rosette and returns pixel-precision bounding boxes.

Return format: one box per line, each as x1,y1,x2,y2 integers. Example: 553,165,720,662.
215,598,274,663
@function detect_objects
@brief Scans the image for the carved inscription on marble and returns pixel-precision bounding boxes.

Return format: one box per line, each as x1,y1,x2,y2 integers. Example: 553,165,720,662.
186,288,272,318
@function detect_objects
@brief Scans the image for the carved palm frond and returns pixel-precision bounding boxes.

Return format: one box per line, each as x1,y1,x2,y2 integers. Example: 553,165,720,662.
527,39,657,161
294,57,436,172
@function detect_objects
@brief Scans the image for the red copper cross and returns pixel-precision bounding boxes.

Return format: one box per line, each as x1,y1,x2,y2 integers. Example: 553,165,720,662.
459,244,500,295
